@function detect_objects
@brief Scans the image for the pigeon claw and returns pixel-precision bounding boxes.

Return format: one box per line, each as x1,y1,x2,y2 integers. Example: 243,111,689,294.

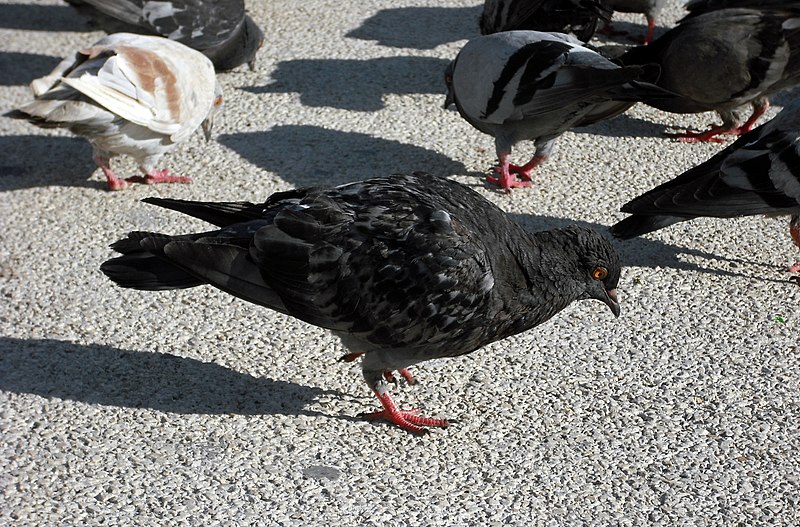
486,172,532,192
362,391,448,435
128,168,193,186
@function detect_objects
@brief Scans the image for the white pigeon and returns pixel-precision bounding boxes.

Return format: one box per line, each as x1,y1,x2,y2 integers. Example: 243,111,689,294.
8,33,223,191
444,30,673,191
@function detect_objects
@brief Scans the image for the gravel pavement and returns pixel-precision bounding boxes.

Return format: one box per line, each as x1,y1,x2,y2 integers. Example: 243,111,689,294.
1,1,799,525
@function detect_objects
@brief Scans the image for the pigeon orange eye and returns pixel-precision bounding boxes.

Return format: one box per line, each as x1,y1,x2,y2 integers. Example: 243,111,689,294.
214,95,223,106
592,267,608,281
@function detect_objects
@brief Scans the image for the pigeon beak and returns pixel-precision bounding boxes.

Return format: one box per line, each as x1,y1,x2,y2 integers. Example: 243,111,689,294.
202,118,214,141
604,288,621,318
247,56,257,72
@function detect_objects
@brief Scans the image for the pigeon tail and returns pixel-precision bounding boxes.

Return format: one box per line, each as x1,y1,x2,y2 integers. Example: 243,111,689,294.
609,214,686,239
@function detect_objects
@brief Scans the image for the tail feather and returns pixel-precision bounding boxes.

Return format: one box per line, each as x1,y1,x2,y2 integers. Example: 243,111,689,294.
609,215,687,239
101,231,204,290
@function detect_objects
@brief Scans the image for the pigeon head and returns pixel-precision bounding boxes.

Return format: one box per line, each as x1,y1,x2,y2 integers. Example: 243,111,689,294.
241,15,265,71
554,225,622,317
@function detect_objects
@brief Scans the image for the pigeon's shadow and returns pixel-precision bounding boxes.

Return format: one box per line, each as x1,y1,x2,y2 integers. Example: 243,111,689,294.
510,213,794,284
243,56,451,111
345,5,481,49
0,136,101,191
0,3,87,31
572,112,668,138
217,125,469,188
0,52,62,86
0,337,346,417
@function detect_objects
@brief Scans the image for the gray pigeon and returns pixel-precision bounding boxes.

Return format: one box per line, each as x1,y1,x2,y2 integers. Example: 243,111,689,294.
444,30,673,191
603,0,667,44
65,0,264,71
611,99,800,279
6,33,223,191
101,172,622,435
618,6,800,142
479,0,611,42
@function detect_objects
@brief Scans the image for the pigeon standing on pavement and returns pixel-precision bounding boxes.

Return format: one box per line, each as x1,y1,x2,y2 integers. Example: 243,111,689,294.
65,0,264,71
611,99,800,279
444,30,673,191
101,172,622,435
6,33,223,191
602,0,667,44
479,0,611,42
617,6,800,142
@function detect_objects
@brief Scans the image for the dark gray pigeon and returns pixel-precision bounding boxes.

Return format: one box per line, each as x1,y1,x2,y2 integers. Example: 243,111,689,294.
444,30,673,191
618,6,800,142
611,99,800,279
682,0,793,19
479,0,611,42
602,0,667,44
101,172,622,435
65,0,264,71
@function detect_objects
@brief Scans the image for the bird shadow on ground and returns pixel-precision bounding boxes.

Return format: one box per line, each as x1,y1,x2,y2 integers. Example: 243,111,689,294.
0,136,103,191
0,337,353,418
242,56,450,111
217,125,471,188
0,52,62,86
0,3,87,31
572,112,670,138
345,5,481,49
508,213,794,285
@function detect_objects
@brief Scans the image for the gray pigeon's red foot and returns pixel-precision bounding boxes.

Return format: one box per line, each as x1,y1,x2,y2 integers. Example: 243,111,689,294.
340,353,418,385
360,390,449,435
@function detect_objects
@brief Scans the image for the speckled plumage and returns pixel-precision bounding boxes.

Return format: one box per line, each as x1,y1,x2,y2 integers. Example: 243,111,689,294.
479,0,611,42
101,172,622,434
65,0,264,71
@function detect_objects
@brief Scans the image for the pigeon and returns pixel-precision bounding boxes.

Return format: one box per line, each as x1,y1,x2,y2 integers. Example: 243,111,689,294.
479,0,612,42
617,6,800,142
101,172,622,435
682,0,795,20
610,99,800,278
602,0,667,44
444,30,674,191
65,0,264,71
6,33,223,191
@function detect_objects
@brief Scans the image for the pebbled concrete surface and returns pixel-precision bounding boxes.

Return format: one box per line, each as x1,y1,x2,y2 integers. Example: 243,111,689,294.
1,0,799,525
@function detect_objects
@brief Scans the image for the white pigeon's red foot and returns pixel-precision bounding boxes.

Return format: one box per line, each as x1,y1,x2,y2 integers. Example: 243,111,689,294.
360,390,449,435
487,154,546,192
127,168,193,186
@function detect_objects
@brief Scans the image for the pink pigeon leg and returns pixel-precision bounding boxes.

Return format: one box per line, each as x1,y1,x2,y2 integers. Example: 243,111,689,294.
735,100,769,135
340,352,418,385
126,167,193,186
666,124,732,143
486,153,543,192
788,216,800,277
360,389,449,435
643,16,656,45
95,155,130,191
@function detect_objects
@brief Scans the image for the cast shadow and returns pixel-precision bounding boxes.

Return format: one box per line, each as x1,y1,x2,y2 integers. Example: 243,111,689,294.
0,3,87,31
0,52,62,86
244,56,451,111
0,337,345,417
572,112,670,138
509,213,795,284
0,135,101,191
345,5,482,49
217,125,469,188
